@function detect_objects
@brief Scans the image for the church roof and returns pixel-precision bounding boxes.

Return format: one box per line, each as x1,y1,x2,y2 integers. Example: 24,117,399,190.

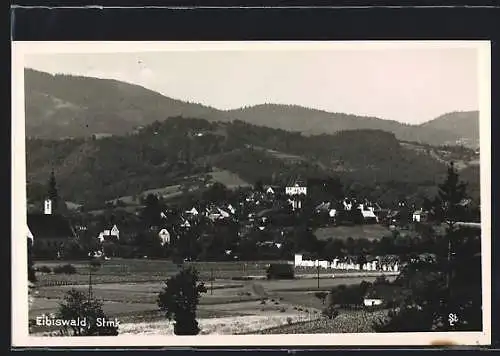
27,213,77,239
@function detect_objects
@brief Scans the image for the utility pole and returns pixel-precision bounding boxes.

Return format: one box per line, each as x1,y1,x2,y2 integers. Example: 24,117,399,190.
88,264,93,302
317,265,320,289
210,268,214,295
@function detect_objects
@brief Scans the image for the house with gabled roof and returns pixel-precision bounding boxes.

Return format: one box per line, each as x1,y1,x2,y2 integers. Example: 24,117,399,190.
180,218,191,228
285,176,307,196
285,176,307,210
358,203,379,223
158,228,171,245
185,207,199,215
412,209,428,223
98,224,120,243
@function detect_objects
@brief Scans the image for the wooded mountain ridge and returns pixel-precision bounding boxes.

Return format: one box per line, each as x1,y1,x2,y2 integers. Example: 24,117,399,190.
25,69,479,148
26,116,480,210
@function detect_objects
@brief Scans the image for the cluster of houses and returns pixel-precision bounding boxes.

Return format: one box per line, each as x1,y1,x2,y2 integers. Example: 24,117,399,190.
294,254,400,273
28,174,474,261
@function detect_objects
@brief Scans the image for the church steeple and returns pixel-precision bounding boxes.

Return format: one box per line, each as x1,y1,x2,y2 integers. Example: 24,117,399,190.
46,169,59,214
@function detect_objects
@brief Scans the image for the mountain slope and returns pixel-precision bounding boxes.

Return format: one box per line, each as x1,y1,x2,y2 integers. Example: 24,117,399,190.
24,69,227,139
226,104,460,145
419,111,480,147
25,117,480,208
24,69,477,146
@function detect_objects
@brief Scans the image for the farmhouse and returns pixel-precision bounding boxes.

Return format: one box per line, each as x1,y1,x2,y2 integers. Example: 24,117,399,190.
358,203,379,224
363,284,403,308
342,198,355,211
158,228,171,245
285,177,307,196
412,209,428,223
265,186,276,195
27,213,77,251
186,207,199,215
98,224,120,242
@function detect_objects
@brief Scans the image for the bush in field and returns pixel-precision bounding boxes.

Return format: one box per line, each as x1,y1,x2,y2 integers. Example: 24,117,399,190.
37,265,52,273
266,263,294,280
321,305,339,320
157,266,207,335
62,240,86,259
314,291,328,305
53,264,77,275
57,289,119,336
374,276,389,285
327,282,371,308
32,243,59,259
90,260,102,269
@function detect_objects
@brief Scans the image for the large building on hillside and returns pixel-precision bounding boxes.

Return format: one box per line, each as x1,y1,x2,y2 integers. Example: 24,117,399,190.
285,176,307,210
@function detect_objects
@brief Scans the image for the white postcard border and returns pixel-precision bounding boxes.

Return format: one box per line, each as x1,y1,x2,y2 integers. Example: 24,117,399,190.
11,40,492,347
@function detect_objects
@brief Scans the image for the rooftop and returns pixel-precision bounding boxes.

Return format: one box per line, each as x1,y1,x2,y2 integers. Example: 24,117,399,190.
27,213,76,240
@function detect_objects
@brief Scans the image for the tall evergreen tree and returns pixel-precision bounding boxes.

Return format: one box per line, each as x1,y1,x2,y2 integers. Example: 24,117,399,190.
48,169,59,212
141,194,162,229
433,161,468,227
374,161,481,332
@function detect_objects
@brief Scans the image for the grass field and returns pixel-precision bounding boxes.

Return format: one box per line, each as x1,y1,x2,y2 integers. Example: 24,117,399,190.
34,259,290,286
314,225,391,241
209,169,251,189
103,168,249,207
30,258,397,335
254,309,389,334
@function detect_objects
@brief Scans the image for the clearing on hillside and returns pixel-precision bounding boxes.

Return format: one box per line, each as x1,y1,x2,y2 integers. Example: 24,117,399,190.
209,168,251,188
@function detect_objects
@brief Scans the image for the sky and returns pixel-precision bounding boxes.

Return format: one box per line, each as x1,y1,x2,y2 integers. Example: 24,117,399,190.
24,46,479,124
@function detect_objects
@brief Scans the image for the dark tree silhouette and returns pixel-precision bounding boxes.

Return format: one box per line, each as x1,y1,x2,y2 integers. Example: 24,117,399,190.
57,289,119,336
254,180,264,192
48,169,59,212
157,266,207,335
141,194,162,229
374,162,481,332
27,240,36,282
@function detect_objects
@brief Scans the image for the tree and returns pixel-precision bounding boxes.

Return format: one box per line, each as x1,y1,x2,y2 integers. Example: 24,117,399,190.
57,289,119,336
314,291,328,305
202,182,229,204
157,266,207,335
27,240,36,283
374,162,481,332
48,169,59,212
141,194,163,229
429,162,469,293
322,239,345,260
432,162,468,226
254,180,264,192
133,230,164,258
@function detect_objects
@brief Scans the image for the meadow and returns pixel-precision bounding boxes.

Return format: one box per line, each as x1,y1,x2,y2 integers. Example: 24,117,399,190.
30,258,397,335
253,309,389,334
34,259,288,286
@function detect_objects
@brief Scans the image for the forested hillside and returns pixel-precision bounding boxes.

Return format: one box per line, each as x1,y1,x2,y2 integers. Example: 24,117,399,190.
25,69,479,147
26,117,480,209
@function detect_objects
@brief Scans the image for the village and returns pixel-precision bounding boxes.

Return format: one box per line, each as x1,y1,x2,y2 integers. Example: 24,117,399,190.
26,172,463,271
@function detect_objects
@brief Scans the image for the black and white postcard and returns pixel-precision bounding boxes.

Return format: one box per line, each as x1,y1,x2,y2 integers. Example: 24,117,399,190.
11,41,491,346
